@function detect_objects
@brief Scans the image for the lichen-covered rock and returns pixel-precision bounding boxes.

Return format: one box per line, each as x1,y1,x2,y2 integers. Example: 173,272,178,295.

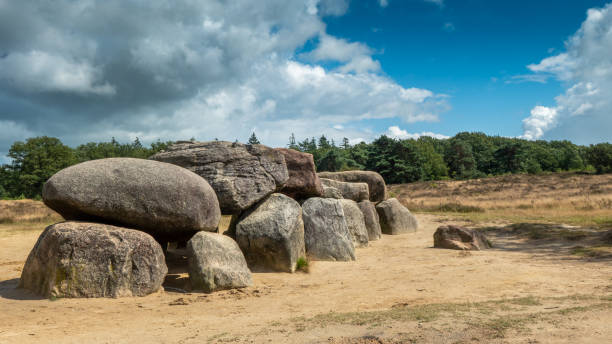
358,201,382,241
43,158,220,243
302,198,355,261
19,222,167,298
375,198,418,235
322,185,343,199
187,232,252,293
339,199,369,248
318,171,387,203
276,148,323,200
434,225,491,250
320,178,369,202
150,141,289,214
235,194,305,272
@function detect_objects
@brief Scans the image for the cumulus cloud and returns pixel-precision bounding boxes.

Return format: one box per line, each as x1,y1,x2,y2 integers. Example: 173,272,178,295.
379,0,389,8
0,0,447,157
521,4,612,142
387,126,449,140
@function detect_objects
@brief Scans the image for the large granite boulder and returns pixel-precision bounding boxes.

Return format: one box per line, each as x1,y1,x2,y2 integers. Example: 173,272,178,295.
320,178,369,202
150,141,289,214
43,158,220,243
358,201,382,241
318,171,387,203
276,148,323,200
235,194,305,272
187,232,252,293
302,198,355,261
322,185,343,199
339,199,369,248
434,225,491,250
19,222,167,298
375,198,418,235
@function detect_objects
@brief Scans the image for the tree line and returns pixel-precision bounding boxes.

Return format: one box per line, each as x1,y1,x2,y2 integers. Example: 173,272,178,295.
1,133,611,200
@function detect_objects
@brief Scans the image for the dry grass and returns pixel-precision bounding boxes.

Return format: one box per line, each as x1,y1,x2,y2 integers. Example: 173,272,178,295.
0,200,62,237
391,172,612,228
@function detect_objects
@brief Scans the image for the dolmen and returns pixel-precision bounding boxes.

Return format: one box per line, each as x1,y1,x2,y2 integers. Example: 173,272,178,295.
20,141,421,298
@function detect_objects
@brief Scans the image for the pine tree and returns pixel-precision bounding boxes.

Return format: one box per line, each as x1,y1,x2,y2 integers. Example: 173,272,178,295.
288,133,298,150
342,137,350,150
248,132,260,145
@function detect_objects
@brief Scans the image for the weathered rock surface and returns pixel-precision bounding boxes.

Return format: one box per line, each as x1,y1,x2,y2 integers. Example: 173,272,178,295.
375,198,418,235
235,194,305,272
339,199,369,248
302,198,355,261
320,178,369,202
150,141,289,214
322,185,343,199
358,201,382,241
276,148,323,200
187,232,252,292
433,225,491,250
43,158,220,243
19,222,167,298
318,171,387,203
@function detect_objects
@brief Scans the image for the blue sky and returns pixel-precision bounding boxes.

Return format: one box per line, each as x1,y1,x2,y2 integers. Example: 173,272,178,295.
0,0,611,161
319,0,610,140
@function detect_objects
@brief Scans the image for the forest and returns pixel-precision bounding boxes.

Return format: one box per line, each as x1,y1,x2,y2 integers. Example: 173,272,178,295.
1,132,611,199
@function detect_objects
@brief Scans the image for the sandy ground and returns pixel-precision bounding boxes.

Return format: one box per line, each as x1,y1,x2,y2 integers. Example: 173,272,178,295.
1,214,611,343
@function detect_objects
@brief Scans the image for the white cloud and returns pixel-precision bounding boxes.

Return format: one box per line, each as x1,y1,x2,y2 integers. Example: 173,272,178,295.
387,126,449,140
0,0,448,151
442,22,455,32
520,106,558,140
0,51,115,95
521,4,612,143
379,0,389,7
305,34,381,73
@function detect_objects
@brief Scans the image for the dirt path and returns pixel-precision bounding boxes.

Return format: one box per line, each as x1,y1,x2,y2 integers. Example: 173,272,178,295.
1,215,611,343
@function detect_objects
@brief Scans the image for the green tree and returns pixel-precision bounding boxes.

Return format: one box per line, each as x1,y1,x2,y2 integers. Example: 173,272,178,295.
288,133,299,150
445,138,477,179
247,132,260,145
585,143,612,173
7,136,76,198
341,137,350,150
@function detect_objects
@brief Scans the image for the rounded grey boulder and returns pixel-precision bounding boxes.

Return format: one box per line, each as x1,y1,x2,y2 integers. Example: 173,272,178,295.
236,194,305,272
302,198,355,261
150,141,289,214
43,158,221,243
339,199,369,248
357,201,382,241
322,185,343,199
434,225,491,250
276,148,323,200
19,222,167,298
320,178,369,202
376,198,418,235
187,232,253,293
318,171,387,203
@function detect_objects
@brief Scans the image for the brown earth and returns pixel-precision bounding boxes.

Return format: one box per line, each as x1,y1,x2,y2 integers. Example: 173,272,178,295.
1,208,611,343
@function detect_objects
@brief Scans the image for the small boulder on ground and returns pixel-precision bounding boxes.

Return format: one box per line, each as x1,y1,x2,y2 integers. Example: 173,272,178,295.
358,201,382,241
302,198,355,261
275,148,323,200
235,194,305,272
339,199,369,247
43,158,220,243
19,222,167,298
150,141,289,214
375,198,418,235
433,225,491,250
187,232,253,293
322,185,343,199
320,178,369,202
318,171,387,203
